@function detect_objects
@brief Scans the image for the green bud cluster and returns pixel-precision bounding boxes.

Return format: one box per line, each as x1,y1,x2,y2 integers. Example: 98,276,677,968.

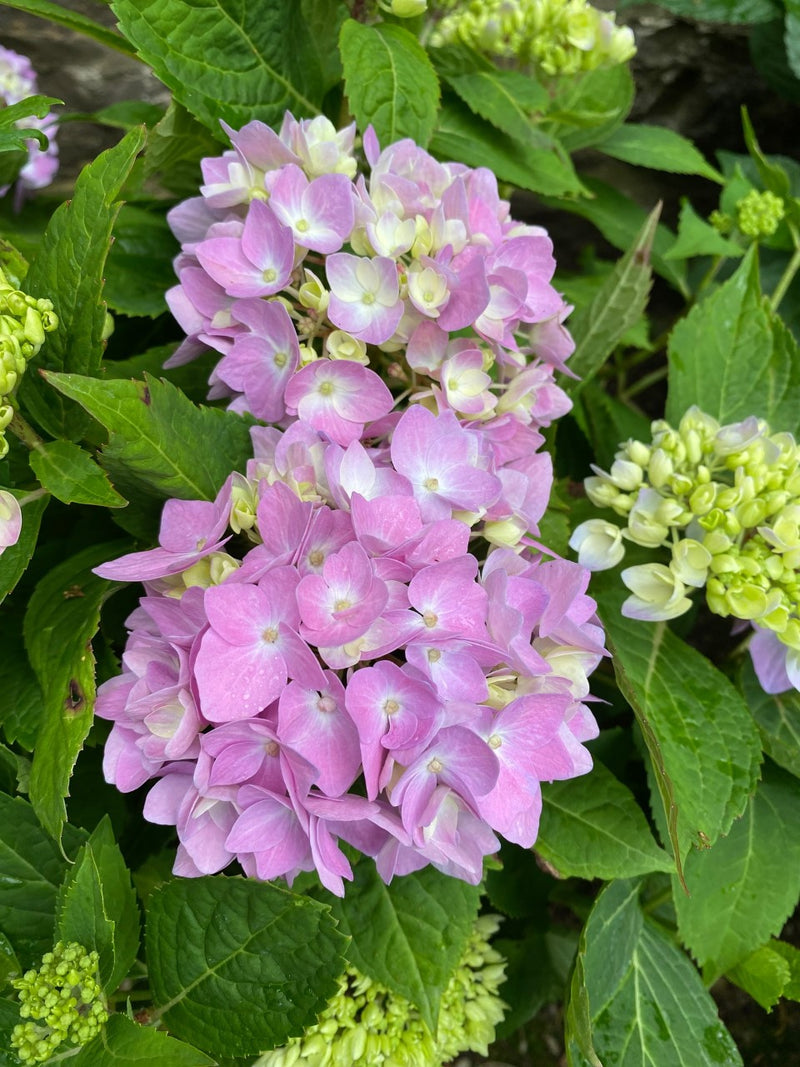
430,0,635,76
0,266,58,459
735,189,786,239
571,406,800,640
256,914,506,1067
11,941,108,1064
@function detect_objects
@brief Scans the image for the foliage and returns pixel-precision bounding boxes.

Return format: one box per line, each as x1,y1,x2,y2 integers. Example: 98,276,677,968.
1,1,800,1065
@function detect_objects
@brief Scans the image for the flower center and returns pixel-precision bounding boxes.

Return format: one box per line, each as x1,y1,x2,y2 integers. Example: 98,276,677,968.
427,648,441,663
263,268,277,283
308,548,325,567
317,695,336,713
274,351,287,368
423,611,438,629
384,698,400,715
427,757,444,774
424,476,439,491
262,626,279,644
488,733,502,749
265,741,279,757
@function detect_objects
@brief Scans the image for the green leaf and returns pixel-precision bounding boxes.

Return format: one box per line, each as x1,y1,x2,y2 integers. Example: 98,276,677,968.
0,932,20,989
597,123,724,183
340,20,439,148
566,879,742,1067
24,542,122,844
599,588,762,865
566,205,657,391
0,607,44,750
431,100,586,198
1,0,137,55
0,489,48,606
741,106,792,198
146,876,347,1057
632,0,778,21
666,247,800,433
16,128,146,440
547,64,634,151
301,0,348,94
71,1014,214,1066
104,206,179,318
111,0,326,133
674,764,800,983
575,382,652,469
55,817,140,995
664,198,745,261
739,660,800,777
45,373,253,505
329,862,480,1030
727,939,796,1010
0,794,85,967
432,46,549,144
750,18,800,105
142,101,221,199
0,95,61,155
536,760,674,880
542,178,688,296
93,101,167,130
29,441,127,508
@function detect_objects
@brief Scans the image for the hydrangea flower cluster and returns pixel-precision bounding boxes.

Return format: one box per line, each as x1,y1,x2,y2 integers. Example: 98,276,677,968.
430,0,636,76
0,264,58,457
165,110,577,476
569,406,800,694
11,942,108,1064
98,115,605,895
0,44,59,204
710,189,787,243
96,414,603,894
256,914,506,1067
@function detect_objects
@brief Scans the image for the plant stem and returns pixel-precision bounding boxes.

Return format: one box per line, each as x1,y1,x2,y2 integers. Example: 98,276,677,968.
771,228,800,313
8,411,45,451
620,364,668,401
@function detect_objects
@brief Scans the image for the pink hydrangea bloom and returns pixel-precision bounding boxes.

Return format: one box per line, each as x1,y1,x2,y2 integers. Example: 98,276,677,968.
95,422,606,895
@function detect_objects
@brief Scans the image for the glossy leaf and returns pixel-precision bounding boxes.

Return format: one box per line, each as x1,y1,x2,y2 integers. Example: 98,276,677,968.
727,938,800,1010
566,205,658,391
146,877,347,1057
1,0,137,54
739,660,800,777
674,765,800,982
600,589,762,867
112,0,327,133
664,198,744,261
666,247,800,434
71,1015,214,1066
329,861,480,1030
536,760,674,880
597,123,724,182
17,127,146,439
29,441,127,508
45,372,253,505
566,879,742,1067
340,20,439,148
431,100,585,198
55,818,140,995
24,543,122,843
0,794,85,967
104,206,179,318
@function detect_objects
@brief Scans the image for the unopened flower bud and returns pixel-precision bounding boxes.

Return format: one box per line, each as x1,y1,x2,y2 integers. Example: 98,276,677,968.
736,188,785,239
621,563,693,621
569,519,625,570
671,538,711,588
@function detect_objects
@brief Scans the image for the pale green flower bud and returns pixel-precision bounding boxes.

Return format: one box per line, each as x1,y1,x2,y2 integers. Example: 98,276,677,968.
737,497,768,528
380,0,427,15
584,475,625,510
725,582,769,620
298,269,329,313
569,519,626,570
0,403,13,432
671,538,712,588
736,188,785,238
648,448,673,489
623,439,651,467
621,563,693,621
625,488,670,547
326,330,368,363
715,415,763,456
609,458,643,491
689,482,717,516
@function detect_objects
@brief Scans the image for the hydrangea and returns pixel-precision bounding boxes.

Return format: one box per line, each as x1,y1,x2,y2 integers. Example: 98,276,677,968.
96,115,605,895
570,406,800,694
11,941,108,1064
0,264,59,457
255,914,506,1066
165,111,576,458
95,414,604,894
0,45,59,204
430,0,636,76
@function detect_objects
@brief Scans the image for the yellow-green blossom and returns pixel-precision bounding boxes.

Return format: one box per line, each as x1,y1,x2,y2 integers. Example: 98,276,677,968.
256,914,507,1067
736,189,785,239
431,0,635,76
11,941,108,1064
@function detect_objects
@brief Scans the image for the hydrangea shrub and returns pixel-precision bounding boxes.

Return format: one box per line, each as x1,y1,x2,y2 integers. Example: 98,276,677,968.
1,2,800,1066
